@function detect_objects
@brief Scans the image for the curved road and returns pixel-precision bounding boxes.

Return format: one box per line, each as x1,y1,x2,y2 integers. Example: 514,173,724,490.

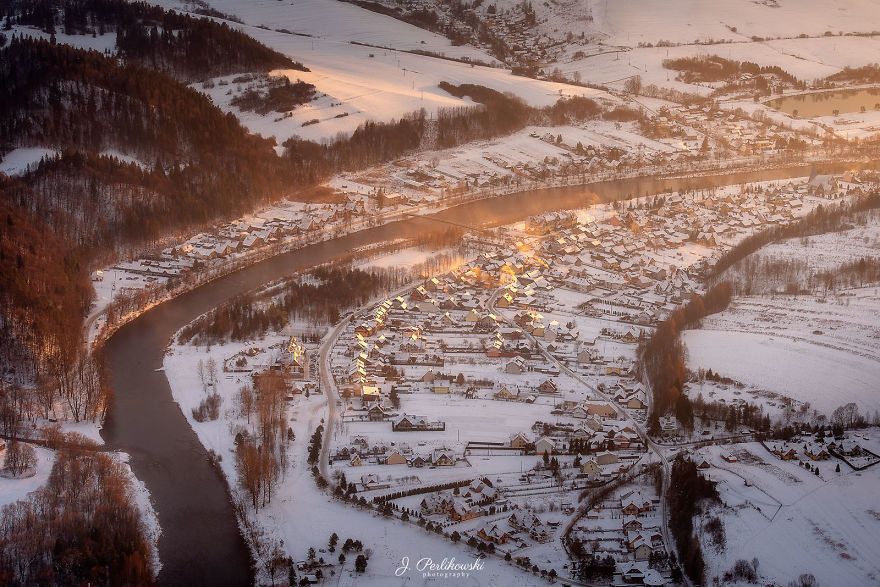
99,165,818,584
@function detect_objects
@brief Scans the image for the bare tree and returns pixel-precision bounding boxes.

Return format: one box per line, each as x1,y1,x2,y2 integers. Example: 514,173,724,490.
3,442,37,477
237,384,255,425
206,357,218,389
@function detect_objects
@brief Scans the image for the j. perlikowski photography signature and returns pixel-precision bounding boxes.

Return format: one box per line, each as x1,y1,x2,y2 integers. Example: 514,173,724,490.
396,556,485,579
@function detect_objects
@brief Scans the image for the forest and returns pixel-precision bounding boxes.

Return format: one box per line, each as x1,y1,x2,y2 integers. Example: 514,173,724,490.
0,436,154,585
176,266,396,346
5,0,304,80
826,63,880,84
0,37,300,383
230,75,317,115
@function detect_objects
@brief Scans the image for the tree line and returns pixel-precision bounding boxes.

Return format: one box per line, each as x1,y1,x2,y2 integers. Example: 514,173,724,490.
708,192,880,281
283,83,604,174
6,0,303,81
639,282,733,421
234,370,289,511
176,266,394,345
662,55,804,87
667,455,720,585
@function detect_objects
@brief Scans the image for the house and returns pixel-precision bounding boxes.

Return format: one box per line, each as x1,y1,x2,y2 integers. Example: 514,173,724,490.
584,416,604,432
570,405,589,419
421,493,454,515
530,521,552,543
832,440,863,456
509,432,531,449
580,459,601,477
450,500,480,522
535,437,556,455
585,402,617,418
769,442,798,460
349,454,363,467
359,474,391,491
392,414,445,432
596,451,618,465
432,449,456,466
462,479,498,503
384,450,408,465
477,524,510,544
621,330,640,344
643,568,666,587
634,541,653,560
367,404,389,421
803,442,830,461
494,387,519,401
505,357,526,374
720,451,737,463
361,385,381,403
625,395,647,410
508,511,543,532
622,565,645,584
621,490,652,515
537,379,558,394
409,455,429,468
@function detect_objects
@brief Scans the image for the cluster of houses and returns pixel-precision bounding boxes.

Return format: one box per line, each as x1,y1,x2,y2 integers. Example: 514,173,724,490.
473,509,556,546
419,477,501,522
331,436,460,470
767,435,874,464
572,488,663,563
766,440,830,462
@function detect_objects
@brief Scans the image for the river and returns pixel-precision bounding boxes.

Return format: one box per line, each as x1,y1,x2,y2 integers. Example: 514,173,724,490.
100,163,822,584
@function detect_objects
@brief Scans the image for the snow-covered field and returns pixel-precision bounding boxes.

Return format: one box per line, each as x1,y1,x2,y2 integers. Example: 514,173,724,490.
684,213,880,418
0,147,59,176
594,0,880,46
696,440,880,586
683,327,880,416
150,0,616,143
0,446,55,505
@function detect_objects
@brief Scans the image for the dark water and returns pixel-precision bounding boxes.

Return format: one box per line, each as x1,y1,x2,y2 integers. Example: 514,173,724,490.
100,163,819,585
767,87,880,117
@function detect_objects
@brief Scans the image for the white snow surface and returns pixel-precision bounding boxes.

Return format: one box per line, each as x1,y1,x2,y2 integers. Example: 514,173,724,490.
683,328,880,416
0,147,58,176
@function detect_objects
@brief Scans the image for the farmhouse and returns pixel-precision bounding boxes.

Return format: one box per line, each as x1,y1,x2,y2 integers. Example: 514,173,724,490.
580,459,601,477
477,524,510,544
392,414,445,432
450,501,481,522
509,432,531,449
535,437,557,455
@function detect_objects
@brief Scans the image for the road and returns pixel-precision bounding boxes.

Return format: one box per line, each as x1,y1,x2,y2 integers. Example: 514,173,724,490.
96,163,822,583
318,315,351,479
487,286,684,581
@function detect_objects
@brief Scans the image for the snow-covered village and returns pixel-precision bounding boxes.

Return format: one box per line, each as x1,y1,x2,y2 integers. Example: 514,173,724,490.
2,0,880,586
